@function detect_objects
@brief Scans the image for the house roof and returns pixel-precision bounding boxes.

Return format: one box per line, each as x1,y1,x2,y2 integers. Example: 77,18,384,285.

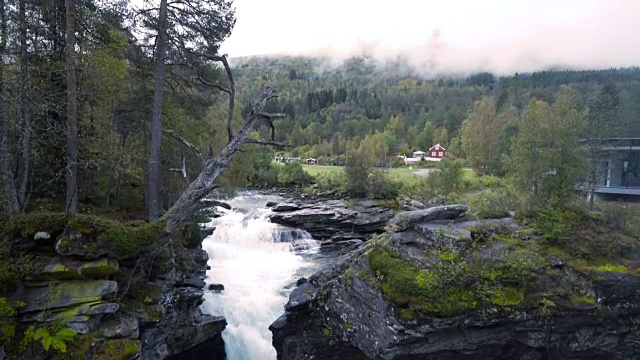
428,143,446,151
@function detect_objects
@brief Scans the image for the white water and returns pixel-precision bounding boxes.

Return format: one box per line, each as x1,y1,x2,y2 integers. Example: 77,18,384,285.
200,192,321,360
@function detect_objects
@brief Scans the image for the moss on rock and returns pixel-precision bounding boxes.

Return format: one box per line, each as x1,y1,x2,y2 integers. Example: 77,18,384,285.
92,339,140,359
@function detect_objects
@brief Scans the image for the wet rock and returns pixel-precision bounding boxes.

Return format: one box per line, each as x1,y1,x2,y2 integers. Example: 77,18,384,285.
271,203,302,212
386,205,469,232
140,312,226,360
207,284,224,292
67,321,90,335
266,201,278,207
269,198,395,246
200,199,231,210
103,316,140,339
87,302,120,315
176,274,206,289
201,226,215,237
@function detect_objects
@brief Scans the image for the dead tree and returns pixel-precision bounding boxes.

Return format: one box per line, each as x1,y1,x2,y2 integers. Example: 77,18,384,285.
157,55,287,235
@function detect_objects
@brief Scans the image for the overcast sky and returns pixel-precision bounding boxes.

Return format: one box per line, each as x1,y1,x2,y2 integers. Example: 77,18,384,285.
220,0,640,74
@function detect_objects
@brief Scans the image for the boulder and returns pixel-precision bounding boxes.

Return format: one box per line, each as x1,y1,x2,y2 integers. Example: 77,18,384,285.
386,205,469,232
207,284,224,292
266,201,278,207
200,199,231,210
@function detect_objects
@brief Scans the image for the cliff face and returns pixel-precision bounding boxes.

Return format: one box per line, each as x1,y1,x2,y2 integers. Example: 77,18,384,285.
0,214,223,360
270,207,640,360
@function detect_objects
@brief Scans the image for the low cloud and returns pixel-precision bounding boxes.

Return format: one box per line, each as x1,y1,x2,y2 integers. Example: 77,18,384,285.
230,2,639,77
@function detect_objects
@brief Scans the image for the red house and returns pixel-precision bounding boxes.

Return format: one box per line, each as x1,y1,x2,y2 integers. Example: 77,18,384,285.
428,144,446,159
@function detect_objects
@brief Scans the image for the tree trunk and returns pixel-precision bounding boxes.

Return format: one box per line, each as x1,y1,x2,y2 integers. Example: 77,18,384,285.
18,0,31,211
148,0,168,220
161,87,281,232
65,0,78,213
0,0,20,214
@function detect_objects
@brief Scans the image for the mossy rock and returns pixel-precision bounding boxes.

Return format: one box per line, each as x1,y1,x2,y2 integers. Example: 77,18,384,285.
25,257,119,283
81,258,119,278
21,280,117,313
92,339,140,360
3,213,166,261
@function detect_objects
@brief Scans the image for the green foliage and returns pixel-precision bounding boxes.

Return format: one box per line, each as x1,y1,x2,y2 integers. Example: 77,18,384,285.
22,325,77,353
364,229,547,318
467,189,513,219
461,97,518,175
0,298,18,344
278,162,313,186
2,213,166,261
315,171,347,194
366,170,401,200
344,146,373,197
536,198,583,244
402,158,465,204
596,264,628,273
597,202,640,239
0,237,34,289
487,287,524,306
508,86,588,202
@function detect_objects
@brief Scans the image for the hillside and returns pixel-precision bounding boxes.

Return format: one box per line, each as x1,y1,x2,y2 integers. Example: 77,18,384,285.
225,56,640,160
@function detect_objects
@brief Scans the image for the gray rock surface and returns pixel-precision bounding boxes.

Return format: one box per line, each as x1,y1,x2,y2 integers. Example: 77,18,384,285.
269,199,395,248
386,205,469,232
271,212,640,360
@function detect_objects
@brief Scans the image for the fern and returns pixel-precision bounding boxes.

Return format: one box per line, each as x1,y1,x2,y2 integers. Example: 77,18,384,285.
23,325,77,353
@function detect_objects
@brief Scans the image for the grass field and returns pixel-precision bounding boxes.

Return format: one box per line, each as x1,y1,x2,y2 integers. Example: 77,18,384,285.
301,164,418,179
301,164,476,182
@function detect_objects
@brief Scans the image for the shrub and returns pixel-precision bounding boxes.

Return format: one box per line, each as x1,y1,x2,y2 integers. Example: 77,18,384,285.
253,165,280,187
367,170,401,200
479,175,502,188
597,202,640,239
467,189,513,219
0,298,17,344
315,171,346,194
344,150,373,197
401,159,464,204
278,162,313,186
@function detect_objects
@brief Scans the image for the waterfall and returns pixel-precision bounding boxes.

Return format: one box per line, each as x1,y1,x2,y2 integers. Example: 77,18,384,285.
200,192,320,360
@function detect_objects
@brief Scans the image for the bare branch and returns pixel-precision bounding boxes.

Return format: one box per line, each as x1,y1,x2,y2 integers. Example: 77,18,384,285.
162,129,203,163
212,55,235,142
256,112,286,119
169,156,189,189
257,112,286,141
244,139,292,148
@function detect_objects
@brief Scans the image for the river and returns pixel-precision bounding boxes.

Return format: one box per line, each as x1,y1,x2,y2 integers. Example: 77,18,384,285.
200,191,322,359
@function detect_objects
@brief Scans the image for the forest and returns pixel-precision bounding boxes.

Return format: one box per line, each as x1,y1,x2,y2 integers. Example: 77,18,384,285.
230,56,640,163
